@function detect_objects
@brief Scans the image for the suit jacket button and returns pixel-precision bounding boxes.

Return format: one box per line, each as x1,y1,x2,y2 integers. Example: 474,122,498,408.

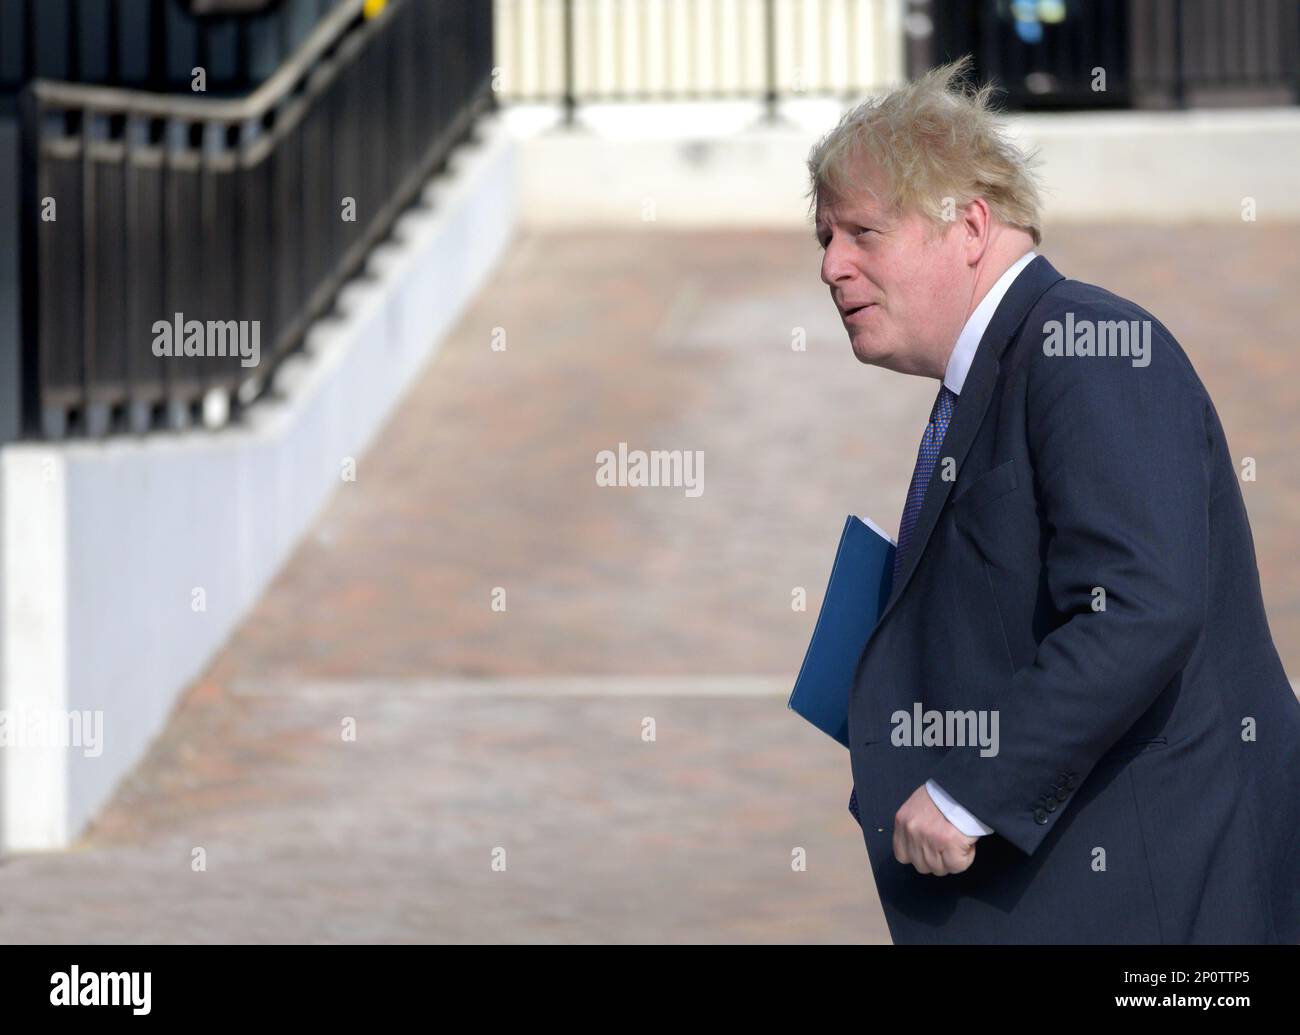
1033,808,1049,824
1053,774,1068,789
1055,786,1069,802
1066,774,1078,789
1044,798,1058,813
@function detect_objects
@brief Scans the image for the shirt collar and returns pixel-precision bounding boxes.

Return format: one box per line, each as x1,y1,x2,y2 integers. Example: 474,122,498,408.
942,250,1038,396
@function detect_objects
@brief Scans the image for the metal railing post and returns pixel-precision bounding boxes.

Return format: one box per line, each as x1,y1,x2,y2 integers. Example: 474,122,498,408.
763,0,778,122
563,0,577,125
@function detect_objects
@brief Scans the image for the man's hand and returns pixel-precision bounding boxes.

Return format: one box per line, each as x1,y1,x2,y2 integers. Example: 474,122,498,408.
893,784,977,876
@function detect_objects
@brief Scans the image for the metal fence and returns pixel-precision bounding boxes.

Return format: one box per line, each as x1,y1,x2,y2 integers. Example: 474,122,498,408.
0,0,348,98
1128,0,1300,108
17,0,494,438
494,0,906,119
494,0,1300,119
910,0,1300,110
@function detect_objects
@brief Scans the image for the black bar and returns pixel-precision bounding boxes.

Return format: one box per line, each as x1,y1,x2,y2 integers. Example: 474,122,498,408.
563,0,575,125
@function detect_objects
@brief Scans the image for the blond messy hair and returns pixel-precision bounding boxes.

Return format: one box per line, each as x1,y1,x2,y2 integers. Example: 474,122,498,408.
806,56,1043,245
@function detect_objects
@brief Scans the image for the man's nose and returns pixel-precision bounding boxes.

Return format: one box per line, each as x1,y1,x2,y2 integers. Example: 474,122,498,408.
820,240,855,286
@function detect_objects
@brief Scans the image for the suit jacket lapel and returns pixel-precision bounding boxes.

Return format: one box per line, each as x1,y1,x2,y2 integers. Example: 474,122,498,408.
880,255,1065,618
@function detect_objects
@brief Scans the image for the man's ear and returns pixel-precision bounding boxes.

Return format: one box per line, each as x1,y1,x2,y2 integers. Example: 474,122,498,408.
961,198,993,263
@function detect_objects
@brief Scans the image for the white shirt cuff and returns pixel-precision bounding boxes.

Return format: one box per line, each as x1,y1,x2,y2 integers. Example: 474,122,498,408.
926,779,994,837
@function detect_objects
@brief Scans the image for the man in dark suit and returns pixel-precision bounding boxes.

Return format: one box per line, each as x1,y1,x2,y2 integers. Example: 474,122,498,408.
809,60,1300,943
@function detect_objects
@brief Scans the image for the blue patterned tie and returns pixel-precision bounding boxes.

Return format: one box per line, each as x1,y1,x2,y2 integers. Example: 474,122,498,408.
892,383,958,585
848,382,958,826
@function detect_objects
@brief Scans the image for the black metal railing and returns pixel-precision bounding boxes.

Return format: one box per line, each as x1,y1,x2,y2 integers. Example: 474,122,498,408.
494,0,905,121
0,0,347,99
909,0,1300,110
1128,0,1300,108
17,0,494,438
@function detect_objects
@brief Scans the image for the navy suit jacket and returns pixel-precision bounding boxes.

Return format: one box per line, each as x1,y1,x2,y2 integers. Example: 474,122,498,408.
847,255,1300,944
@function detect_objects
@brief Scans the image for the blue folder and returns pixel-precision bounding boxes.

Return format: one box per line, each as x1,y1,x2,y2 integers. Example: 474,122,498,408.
788,516,896,749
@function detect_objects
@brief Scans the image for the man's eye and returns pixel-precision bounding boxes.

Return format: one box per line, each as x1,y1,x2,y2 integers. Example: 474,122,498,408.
855,227,876,238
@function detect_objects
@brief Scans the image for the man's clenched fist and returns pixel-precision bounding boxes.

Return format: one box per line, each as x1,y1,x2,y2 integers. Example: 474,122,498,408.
893,784,978,876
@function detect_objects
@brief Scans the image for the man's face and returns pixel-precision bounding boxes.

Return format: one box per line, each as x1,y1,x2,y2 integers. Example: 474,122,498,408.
816,169,969,377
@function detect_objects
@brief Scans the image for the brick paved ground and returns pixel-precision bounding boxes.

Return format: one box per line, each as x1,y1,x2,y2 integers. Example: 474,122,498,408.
1,224,1296,942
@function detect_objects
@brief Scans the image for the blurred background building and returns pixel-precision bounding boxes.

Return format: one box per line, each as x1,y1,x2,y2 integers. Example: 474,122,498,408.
0,0,1296,941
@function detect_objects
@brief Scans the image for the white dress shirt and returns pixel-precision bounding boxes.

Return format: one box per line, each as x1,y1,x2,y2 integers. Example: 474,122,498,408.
923,249,1037,838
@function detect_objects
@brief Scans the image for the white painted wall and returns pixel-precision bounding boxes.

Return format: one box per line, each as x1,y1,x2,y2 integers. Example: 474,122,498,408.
508,102,1300,226
0,115,516,851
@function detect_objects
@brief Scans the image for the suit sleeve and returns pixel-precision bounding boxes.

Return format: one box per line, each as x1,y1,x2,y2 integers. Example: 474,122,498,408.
926,320,1212,856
